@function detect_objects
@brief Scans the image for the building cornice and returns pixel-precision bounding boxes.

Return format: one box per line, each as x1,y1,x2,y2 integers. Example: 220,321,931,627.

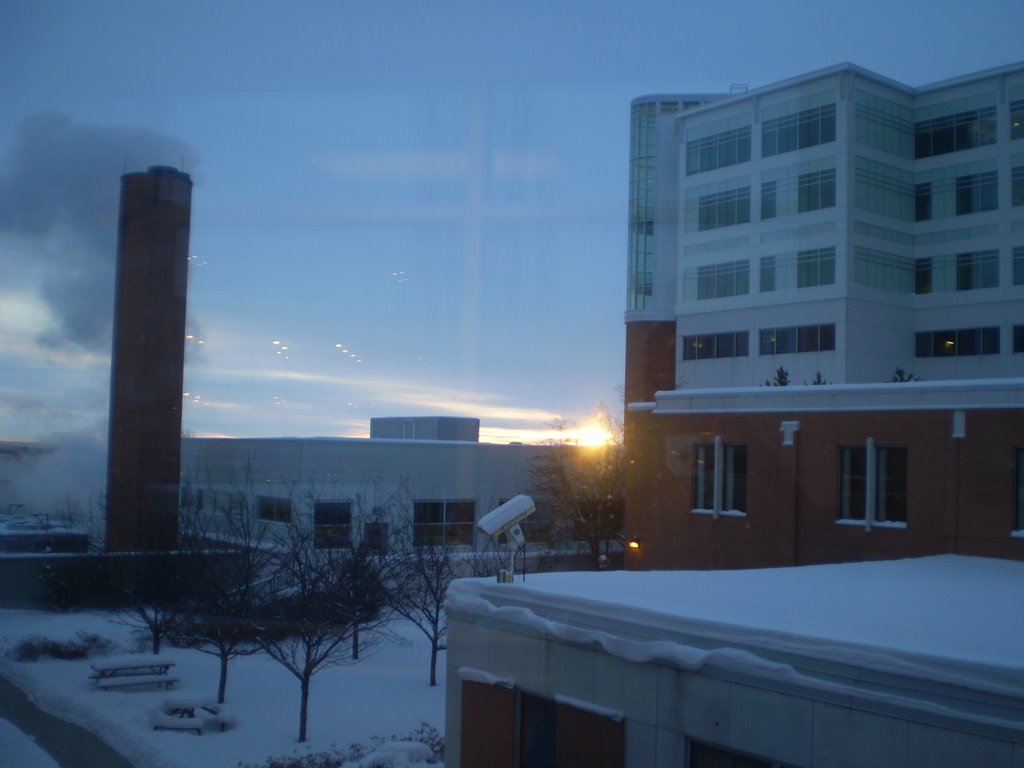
650,378,1024,415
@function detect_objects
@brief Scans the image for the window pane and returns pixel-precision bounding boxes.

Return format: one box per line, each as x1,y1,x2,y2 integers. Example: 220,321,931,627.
839,447,867,520
877,447,908,523
819,324,835,351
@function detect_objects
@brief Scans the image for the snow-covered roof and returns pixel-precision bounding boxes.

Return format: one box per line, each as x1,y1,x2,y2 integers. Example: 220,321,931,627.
632,377,1024,415
448,556,1024,733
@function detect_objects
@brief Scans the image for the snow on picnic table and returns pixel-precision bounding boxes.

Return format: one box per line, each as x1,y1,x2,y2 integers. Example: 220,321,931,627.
0,611,445,768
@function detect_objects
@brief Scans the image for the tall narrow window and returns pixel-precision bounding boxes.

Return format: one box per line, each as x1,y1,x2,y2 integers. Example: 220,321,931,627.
1013,100,1024,141
1016,447,1024,531
761,180,777,220
760,255,776,291
519,692,556,767
693,441,747,513
915,182,932,221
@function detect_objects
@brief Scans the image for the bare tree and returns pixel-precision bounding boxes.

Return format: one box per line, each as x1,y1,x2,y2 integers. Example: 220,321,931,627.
253,524,389,742
530,406,625,569
172,487,278,703
388,517,460,687
112,550,193,654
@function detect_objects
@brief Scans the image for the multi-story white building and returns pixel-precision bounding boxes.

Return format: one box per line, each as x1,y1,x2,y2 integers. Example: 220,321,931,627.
625,62,1024,397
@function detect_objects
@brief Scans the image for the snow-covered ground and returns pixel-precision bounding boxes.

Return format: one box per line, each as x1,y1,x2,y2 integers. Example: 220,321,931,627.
0,611,445,767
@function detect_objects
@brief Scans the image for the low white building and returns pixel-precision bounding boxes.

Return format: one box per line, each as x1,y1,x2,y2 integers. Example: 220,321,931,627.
445,556,1024,767
179,417,555,551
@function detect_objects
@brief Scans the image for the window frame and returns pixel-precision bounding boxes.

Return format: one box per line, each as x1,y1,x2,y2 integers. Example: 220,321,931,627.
413,499,476,547
693,441,748,514
838,443,908,526
313,500,352,549
256,495,292,524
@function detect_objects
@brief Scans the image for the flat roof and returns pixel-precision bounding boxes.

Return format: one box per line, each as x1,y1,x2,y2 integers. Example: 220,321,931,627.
449,556,1024,735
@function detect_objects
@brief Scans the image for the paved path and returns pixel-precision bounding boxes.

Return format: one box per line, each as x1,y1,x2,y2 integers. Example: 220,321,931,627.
0,671,135,768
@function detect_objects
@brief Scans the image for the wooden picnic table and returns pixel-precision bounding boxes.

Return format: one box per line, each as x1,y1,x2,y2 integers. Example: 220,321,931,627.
89,655,178,690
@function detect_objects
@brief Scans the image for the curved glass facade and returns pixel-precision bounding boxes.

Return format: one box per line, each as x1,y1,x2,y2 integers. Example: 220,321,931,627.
628,101,657,309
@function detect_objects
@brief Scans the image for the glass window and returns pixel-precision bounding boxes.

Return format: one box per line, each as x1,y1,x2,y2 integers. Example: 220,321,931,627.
257,495,292,523
695,259,750,300
956,171,998,215
797,168,836,213
1013,166,1024,207
915,182,932,221
916,327,1001,357
694,443,747,512
1013,100,1024,141
763,103,836,157
760,255,776,291
687,125,752,175
1016,447,1024,531
413,500,475,546
682,331,749,360
697,187,751,231
1015,247,1024,285
915,106,997,158
796,247,836,287
839,446,908,523
1015,326,1024,354
760,324,834,354
955,250,999,291
916,259,932,294
761,180,777,220
519,692,556,767
313,501,351,548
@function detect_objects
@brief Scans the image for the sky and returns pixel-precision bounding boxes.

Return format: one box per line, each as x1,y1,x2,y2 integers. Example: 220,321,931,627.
2,1,1023,461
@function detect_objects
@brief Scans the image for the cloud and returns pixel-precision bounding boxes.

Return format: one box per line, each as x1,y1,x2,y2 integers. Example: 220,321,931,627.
0,113,199,352
197,364,562,424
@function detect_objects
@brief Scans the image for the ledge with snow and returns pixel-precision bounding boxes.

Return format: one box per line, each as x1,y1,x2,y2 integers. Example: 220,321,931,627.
444,555,1024,768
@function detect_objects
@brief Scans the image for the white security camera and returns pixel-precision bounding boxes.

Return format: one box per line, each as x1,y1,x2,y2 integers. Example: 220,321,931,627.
476,494,536,547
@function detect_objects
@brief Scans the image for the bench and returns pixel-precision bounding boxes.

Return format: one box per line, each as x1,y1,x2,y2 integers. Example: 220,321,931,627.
90,655,177,691
96,673,180,691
